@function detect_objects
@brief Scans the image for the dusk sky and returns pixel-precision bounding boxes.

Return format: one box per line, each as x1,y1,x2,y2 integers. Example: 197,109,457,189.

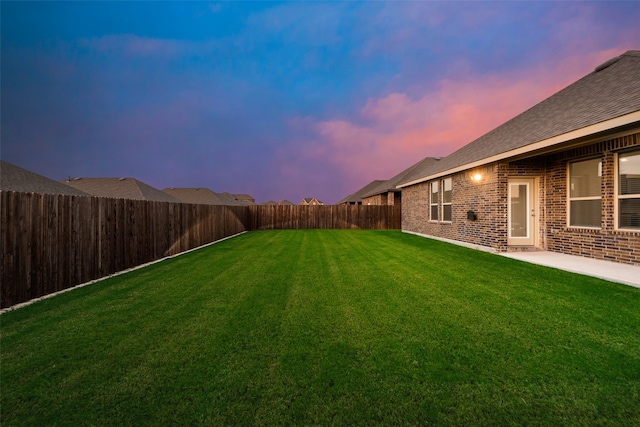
2,2,639,204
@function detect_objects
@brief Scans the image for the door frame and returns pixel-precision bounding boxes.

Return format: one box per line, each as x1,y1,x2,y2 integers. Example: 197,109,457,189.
507,177,539,246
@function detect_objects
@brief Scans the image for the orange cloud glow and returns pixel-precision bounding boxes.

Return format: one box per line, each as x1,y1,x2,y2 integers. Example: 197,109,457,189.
305,47,628,187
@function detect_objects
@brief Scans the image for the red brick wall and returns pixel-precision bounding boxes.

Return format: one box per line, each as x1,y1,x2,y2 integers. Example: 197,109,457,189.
402,165,510,251
544,133,640,265
402,131,640,265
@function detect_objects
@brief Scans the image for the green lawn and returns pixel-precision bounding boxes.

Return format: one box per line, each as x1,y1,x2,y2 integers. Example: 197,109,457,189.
2,230,639,426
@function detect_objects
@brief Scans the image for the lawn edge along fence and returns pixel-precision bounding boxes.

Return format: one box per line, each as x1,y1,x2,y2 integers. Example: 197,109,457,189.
1,191,400,308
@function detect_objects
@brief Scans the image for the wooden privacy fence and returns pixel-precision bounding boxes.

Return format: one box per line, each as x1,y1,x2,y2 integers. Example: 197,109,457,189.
1,192,248,308
248,204,401,230
1,192,400,308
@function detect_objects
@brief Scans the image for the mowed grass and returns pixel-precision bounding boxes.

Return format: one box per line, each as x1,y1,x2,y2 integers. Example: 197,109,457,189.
2,230,639,426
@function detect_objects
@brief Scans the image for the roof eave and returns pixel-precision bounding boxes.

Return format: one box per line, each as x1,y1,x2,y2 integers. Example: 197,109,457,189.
362,186,401,198
398,111,640,188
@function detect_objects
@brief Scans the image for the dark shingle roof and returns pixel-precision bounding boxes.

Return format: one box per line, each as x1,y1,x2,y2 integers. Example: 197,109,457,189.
337,180,387,204
219,192,253,206
399,50,640,187
163,188,250,206
362,157,441,198
1,161,90,196
63,177,181,202
233,194,255,204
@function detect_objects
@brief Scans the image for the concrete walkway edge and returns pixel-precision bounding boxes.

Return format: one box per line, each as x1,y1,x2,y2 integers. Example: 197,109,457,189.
403,230,640,289
500,251,640,288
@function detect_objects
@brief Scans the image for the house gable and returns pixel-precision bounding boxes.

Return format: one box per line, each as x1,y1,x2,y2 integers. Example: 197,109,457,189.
300,197,323,205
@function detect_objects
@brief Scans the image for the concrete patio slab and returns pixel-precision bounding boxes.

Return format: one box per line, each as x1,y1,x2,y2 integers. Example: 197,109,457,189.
500,251,640,288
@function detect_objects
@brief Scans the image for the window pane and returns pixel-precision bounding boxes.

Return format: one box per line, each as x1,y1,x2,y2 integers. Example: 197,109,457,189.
570,158,601,198
443,178,452,203
619,151,640,196
443,205,452,222
510,184,528,237
430,182,439,204
431,205,439,221
570,199,601,227
619,198,640,229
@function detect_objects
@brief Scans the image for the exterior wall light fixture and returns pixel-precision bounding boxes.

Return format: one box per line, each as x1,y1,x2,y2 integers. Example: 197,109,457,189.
471,173,482,182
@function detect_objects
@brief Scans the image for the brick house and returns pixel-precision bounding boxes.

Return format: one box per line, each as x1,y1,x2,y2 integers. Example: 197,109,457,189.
398,50,640,266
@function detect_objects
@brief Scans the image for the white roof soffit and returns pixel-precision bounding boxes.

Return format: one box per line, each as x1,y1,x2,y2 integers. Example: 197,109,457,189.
398,111,640,188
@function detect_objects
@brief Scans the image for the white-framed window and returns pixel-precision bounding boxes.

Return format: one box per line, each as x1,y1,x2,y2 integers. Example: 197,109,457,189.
430,181,439,221
568,158,602,228
442,178,452,222
618,149,640,230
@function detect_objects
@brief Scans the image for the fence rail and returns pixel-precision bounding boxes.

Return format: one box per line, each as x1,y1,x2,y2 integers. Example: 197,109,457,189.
1,192,400,308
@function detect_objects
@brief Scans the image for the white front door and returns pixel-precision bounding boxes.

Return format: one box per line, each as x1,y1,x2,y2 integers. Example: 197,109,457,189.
508,178,536,246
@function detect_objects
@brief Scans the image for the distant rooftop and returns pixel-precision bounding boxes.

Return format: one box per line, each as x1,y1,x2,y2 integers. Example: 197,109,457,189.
234,194,255,204
63,177,181,202
1,161,90,196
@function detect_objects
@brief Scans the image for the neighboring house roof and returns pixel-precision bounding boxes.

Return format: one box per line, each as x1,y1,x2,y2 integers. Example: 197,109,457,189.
337,180,386,204
233,194,255,204
280,200,294,205
162,188,253,206
164,187,205,204
300,197,324,205
264,200,278,205
362,157,441,198
1,160,90,196
219,192,253,206
63,177,181,202
399,50,640,187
